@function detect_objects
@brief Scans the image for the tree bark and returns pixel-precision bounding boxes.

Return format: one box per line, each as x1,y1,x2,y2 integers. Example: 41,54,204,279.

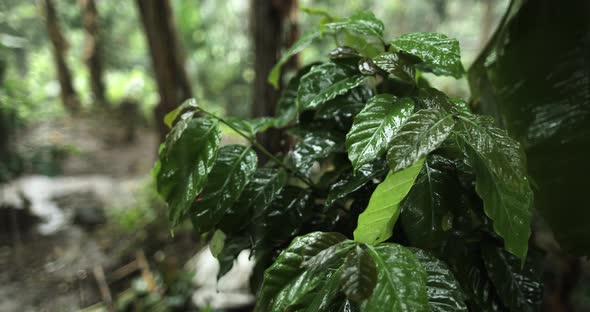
135,0,192,142
80,0,107,105
41,0,80,113
251,0,298,161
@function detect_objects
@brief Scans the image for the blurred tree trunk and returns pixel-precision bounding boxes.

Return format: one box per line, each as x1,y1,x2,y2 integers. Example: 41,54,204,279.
41,0,80,113
80,0,107,105
135,0,192,142
251,0,299,161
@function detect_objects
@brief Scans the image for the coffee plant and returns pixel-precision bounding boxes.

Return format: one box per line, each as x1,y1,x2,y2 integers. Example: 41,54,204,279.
154,11,543,311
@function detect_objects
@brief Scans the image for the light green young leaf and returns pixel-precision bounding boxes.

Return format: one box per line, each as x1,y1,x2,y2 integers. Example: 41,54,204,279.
157,118,221,226
325,11,384,40
354,159,425,245
386,108,455,172
392,32,464,78
346,94,414,171
163,98,198,128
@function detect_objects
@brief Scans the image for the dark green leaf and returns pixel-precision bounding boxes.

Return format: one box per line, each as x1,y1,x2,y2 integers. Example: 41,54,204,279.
400,155,459,249
190,145,257,233
216,234,251,278
287,131,340,176
255,232,348,312
298,63,366,112
269,31,321,88
220,167,288,233
392,32,464,78
482,243,543,312
325,11,384,40
157,117,221,226
225,117,274,137
455,115,533,260
373,52,421,83
275,64,318,128
363,244,429,311
340,245,377,303
386,108,455,172
346,94,414,171
325,159,387,208
412,248,468,312
354,159,424,245
315,86,373,130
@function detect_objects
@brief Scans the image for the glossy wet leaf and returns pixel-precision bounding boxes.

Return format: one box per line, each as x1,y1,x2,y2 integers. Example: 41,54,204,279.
315,86,373,130
346,94,414,171
455,115,533,260
190,145,257,233
325,11,384,40
298,63,366,112
269,31,321,88
216,234,251,278
363,244,429,311
401,155,459,249
414,87,460,112
220,167,288,233
386,108,455,172
412,249,467,312
157,117,221,226
275,64,317,128
354,159,424,245
255,232,348,312
340,245,377,303
163,98,198,128
392,32,464,78
373,52,420,83
225,117,274,137
325,160,387,208
468,0,590,255
482,243,543,312
287,130,340,176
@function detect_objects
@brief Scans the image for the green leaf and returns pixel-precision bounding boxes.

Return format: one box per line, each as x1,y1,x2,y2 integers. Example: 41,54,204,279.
209,229,226,258
363,244,429,311
190,145,257,233
340,245,377,303
373,52,421,83
275,64,318,128
354,159,424,245
219,167,287,234
346,94,414,171
325,11,384,40
386,108,455,172
216,234,251,278
412,249,468,312
315,86,373,130
392,32,464,78
269,31,321,88
255,232,348,312
225,117,274,137
298,63,366,112
481,243,543,312
400,155,459,250
455,115,533,260
325,160,387,208
157,118,221,226
252,186,312,251
163,98,198,128
287,131,340,176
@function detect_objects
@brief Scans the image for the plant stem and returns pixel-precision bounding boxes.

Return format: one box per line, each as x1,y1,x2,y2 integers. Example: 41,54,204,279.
199,109,317,188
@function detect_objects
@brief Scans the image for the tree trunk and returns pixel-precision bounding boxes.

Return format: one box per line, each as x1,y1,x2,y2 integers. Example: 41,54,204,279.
80,0,106,105
135,0,193,142
251,0,298,161
41,0,80,113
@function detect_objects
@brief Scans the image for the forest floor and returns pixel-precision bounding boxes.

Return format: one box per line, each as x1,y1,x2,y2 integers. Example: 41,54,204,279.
0,114,199,311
